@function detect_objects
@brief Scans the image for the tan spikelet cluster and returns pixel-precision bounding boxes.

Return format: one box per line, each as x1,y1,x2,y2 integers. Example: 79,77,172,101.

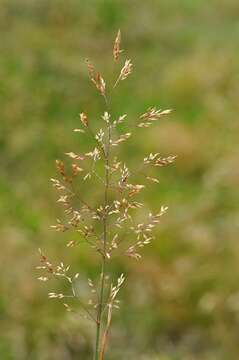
144,153,177,166
114,59,133,88
138,107,172,127
119,59,133,80
37,30,175,360
86,58,106,97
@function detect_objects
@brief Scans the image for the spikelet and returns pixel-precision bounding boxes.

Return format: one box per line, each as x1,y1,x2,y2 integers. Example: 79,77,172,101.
113,29,122,61
65,152,84,161
72,164,83,176
94,73,106,96
80,112,88,127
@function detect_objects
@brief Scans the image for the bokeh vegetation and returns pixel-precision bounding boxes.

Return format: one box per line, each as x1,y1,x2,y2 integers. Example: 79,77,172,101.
1,0,239,359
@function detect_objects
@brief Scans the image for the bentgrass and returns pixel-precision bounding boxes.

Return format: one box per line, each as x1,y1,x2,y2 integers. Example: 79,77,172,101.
37,30,175,360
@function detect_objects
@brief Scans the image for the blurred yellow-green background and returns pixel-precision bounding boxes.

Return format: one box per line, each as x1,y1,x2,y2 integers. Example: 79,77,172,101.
1,0,239,359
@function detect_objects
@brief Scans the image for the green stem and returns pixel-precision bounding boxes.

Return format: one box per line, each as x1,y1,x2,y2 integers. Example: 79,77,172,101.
94,260,106,360
94,116,111,360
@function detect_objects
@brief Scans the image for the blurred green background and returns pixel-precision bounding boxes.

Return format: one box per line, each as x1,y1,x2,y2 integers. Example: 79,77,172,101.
1,0,239,359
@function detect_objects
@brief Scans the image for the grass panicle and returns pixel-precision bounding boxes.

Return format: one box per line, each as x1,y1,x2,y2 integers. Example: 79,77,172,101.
37,30,175,360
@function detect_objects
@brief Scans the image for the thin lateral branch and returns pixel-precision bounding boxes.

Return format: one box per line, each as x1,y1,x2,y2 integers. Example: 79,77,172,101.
78,297,97,323
103,94,109,108
70,182,96,214
70,281,97,323
113,76,120,89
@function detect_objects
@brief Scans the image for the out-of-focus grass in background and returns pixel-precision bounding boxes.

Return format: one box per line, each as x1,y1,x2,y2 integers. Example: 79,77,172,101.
1,0,239,359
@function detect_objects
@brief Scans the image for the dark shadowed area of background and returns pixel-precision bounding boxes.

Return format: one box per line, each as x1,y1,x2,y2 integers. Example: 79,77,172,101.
1,1,239,359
